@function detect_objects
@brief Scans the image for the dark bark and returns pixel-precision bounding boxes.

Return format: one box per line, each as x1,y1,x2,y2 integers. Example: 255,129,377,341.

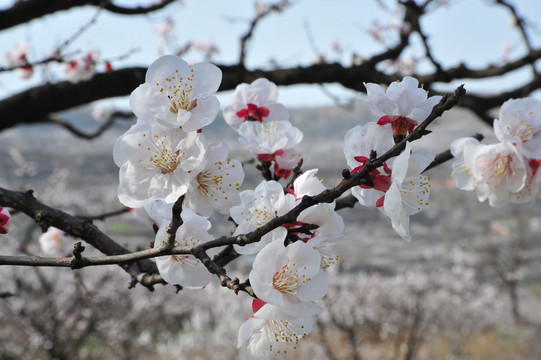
0,0,175,31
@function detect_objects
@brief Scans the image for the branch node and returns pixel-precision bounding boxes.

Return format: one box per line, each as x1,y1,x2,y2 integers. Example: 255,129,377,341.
456,84,466,97
236,235,250,246
35,211,51,232
73,241,85,259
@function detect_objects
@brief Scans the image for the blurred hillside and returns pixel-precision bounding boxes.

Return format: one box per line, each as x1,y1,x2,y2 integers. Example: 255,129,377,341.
2,102,541,359
0,102,538,272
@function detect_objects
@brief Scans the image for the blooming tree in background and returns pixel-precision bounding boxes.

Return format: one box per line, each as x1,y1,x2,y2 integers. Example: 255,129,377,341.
1,0,541,359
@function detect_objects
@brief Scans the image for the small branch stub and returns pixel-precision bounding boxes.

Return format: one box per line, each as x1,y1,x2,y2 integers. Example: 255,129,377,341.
73,241,85,259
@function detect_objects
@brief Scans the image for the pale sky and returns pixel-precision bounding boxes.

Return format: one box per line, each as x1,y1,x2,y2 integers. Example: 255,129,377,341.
1,0,541,108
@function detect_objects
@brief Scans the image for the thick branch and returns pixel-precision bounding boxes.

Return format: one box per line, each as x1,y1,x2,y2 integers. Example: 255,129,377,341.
0,68,146,132
0,187,157,276
4,47,539,133
0,0,175,31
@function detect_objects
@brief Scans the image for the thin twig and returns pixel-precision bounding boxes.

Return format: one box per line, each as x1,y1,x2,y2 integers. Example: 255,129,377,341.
48,111,134,140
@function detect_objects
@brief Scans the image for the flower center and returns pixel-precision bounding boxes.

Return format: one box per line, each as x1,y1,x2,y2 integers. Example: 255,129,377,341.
236,103,270,122
196,170,223,195
273,265,299,294
266,319,306,349
171,237,201,264
138,132,185,174
153,148,180,174
506,121,535,142
156,68,198,114
377,115,417,142
480,153,516,186
272,259,310,295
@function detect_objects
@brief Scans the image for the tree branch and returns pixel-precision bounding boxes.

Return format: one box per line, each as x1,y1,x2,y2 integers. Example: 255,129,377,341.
0,187,158,285
0,0,176,31
48,110,134,139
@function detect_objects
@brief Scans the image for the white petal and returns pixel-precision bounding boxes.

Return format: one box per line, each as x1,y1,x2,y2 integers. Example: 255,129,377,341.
191,62,222,97
179,96,220,131
238,317,266,348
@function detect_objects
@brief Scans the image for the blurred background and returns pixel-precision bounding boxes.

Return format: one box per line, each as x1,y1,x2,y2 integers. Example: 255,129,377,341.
1,0,541,359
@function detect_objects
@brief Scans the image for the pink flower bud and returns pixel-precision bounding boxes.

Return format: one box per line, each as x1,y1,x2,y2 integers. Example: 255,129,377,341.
0,208,11,234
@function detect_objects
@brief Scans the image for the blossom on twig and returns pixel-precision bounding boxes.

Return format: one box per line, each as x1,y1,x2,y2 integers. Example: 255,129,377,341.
113,121,205,208
249,239,328,306
230,180,288,255
130,55,222,132
238,298,321,359
364,76,441,140
60,47,99,83
38,227,75,256
154,208,213,288
4,41,33,79
223,78,289,130
494,97,541,159
185,142,245,216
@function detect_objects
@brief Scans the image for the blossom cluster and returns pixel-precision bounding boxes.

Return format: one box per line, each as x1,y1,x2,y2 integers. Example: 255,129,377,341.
343,76,439,241
4,41,34,79
113,55,245,289
220,79,345,357
60,47,101,83
451,98,541,207
223,78,303,179
112,56,538,359
233,171,344,358
114,55,346,358
4,42,114,83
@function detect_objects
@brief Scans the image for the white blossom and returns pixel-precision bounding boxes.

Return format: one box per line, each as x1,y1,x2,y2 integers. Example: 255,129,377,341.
185,142,244,216
238,299,320,359
38,227,75,256
250,240,328,306
223,78,289,130
230,180,288,255
343,122,394,206
4,41,33,79
382,142,434,241
154,208,213,288
464,142,528,207
450,136,483,191
238,120,303,155
130,55,222,132
60,47,99,83
364,76,441,138
113,121,205,208
494,97,541,159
